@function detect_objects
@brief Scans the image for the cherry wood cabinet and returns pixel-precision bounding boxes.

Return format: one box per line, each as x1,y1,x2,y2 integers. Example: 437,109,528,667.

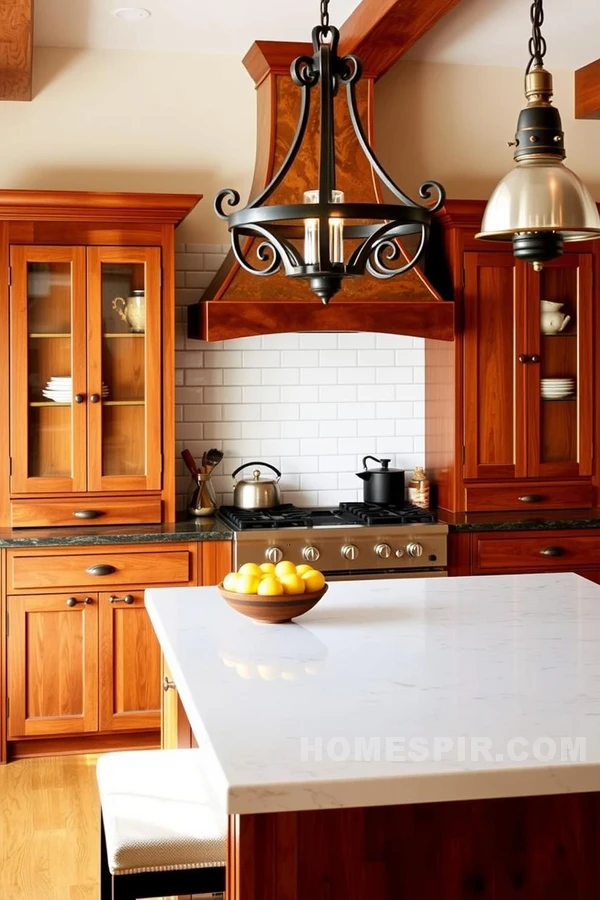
99,589,161,733
7,592,98,738
0,190,201,528
427,201,598,512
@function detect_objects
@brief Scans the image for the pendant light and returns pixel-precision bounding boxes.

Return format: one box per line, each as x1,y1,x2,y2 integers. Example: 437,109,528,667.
215,0,446,304
477,0,600,269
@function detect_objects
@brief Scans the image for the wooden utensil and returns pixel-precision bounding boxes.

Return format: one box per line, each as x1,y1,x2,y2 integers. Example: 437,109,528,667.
181,449,198,478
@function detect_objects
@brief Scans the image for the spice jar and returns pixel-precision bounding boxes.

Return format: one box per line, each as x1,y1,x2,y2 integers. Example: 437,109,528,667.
408,467,430,509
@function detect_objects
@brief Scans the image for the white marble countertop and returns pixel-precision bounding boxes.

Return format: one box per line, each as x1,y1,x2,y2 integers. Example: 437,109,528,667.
146,573,600,815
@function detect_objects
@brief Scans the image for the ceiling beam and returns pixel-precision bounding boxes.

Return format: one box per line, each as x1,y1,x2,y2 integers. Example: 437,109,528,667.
0,0,33,101
575,58,600,119
339,0,462,80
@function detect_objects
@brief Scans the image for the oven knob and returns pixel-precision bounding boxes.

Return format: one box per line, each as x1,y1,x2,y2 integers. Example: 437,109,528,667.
303,546,320,563
266,546,284,564
406,542,424,558
341,544,359,560
375,543,392,559
395,548,405,558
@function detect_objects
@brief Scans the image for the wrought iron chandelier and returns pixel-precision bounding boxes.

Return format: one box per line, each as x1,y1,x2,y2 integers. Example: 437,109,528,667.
215,0,446,304
477,0,600,269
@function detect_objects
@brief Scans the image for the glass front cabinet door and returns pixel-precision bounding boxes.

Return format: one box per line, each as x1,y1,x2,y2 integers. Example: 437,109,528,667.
525,253,593,479
10,245,162,498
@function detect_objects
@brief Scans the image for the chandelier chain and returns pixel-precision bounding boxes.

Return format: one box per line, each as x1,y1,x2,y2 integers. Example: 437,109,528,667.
527,0,547,72
320,0,330,32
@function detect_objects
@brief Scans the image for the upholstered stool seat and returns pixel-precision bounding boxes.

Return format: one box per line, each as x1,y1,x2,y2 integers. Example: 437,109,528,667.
97,749,226,900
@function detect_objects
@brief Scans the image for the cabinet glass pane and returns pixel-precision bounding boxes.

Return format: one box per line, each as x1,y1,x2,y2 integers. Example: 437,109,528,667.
539,267,578,464
101,263,146,476
27,262,74,478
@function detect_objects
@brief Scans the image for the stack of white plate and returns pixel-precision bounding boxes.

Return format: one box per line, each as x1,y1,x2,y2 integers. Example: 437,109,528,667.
42,377,109,403
540,377,575,400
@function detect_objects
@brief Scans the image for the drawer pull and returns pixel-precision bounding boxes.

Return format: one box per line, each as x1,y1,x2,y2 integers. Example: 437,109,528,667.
518,495,543,503
85,564,116,576
66,596,93,607
74,509,103,519
163,677,176,692
109,594,134,605
540,546,565,557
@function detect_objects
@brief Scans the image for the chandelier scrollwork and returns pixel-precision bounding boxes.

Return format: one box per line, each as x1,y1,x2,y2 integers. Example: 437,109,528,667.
215,0,446,304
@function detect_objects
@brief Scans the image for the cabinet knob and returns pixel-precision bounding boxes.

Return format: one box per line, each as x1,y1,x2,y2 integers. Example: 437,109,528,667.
66,597,93,607
163,677,176,692
85,564,116,576
89,393,101,404
530,354,541,363
518,495,543,503
109,594,134,605
74,509,102,519
518,354,530,364
540,546,565,557
74,393,85,404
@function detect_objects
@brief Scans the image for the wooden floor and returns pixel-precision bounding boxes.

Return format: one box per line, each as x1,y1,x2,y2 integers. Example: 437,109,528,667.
0,755,100,900
0,754,185,900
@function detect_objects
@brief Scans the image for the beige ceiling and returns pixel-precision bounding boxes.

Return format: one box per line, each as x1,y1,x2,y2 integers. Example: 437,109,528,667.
34,0,364,54
406,0,600,70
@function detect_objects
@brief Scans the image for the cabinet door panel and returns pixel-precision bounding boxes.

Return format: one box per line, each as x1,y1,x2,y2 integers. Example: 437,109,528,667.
10,246,87,494
463,253,527,480
525,254,593,479
99,591,161,732
7,593,98,737
200,541,233,585
87,247,161,492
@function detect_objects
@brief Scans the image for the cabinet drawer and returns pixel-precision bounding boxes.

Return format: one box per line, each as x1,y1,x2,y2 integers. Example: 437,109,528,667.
11,497,162,528
473,533,600,572
8,546,194,591
465,483,593,512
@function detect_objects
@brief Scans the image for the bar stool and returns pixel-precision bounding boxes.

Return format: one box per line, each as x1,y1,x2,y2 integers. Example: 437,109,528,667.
97,749,226,900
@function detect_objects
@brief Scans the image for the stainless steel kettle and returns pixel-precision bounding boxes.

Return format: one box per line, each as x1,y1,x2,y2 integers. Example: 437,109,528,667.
356,456,405,505
232,461,282,509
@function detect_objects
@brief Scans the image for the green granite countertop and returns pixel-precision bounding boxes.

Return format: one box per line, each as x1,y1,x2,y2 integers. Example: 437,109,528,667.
440,509,600,532
0,518,233,548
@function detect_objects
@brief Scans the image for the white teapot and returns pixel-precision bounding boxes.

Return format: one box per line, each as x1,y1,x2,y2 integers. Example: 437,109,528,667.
540,300,571,335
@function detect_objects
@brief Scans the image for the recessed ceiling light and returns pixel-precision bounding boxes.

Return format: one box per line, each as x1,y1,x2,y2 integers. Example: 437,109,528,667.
113,7,151,20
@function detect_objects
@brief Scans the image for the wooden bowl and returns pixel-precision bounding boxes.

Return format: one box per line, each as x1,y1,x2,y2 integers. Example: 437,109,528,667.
218,583,328,624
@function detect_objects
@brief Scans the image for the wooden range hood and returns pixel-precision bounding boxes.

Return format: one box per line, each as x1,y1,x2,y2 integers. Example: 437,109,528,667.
188,40,454,343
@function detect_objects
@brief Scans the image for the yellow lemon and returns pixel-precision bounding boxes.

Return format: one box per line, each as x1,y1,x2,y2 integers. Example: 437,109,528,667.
238,562,263,578
222,572,240,592
301,569,326,592
257,576,284,596
281,573,306,595
259,562,276,575
275,560,297,578
295,564,313,576
236,574,261,595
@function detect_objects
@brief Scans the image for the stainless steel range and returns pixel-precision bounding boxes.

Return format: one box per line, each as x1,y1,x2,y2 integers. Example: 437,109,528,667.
217,502,448,580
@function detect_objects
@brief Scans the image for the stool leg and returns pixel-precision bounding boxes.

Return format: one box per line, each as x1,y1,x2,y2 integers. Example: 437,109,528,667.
99,812,113,900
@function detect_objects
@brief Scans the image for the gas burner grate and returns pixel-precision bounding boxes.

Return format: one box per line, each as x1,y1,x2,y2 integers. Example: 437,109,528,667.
217,505,315,530
339,502,437,526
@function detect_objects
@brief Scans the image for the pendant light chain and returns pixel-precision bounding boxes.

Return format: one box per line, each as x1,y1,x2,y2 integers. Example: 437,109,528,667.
320,0,330,34
527,0,547,73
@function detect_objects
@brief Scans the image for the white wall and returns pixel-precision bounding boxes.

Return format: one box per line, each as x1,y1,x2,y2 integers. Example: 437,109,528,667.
175,246,424,511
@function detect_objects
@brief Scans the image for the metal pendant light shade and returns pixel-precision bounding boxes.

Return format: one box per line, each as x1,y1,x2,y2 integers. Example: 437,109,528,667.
477,0,600,268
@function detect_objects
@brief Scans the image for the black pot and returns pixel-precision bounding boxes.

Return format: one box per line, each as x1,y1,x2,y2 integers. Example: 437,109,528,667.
356,456,405,505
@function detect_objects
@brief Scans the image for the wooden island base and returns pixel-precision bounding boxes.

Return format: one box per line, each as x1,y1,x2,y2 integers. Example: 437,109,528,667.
228,791,600,899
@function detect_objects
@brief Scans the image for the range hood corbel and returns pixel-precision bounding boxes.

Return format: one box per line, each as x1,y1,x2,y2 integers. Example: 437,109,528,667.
187,41,454,343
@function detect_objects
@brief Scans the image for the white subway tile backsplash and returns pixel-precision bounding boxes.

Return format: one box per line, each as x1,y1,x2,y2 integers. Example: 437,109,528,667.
260,403,300,421
319,385,357,403
243,350,281,368
282,350,319,367
319,349,356,367
300,368,337,385
174,242,425,510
